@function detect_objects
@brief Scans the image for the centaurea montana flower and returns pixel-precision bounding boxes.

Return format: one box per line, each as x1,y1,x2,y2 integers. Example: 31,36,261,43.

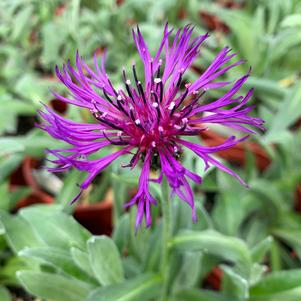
38,24,264,229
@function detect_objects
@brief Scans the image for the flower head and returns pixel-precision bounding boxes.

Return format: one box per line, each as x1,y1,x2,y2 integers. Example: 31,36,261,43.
39,24,264,229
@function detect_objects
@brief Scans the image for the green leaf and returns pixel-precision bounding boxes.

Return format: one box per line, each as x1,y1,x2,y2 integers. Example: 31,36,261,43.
0,286,11,301
71,247,95,277
11,5,33,41
245,77,286,99
176,288,238,301
0,153,23,181
250,270,301,296
113,214,130,252
221,266,249,299
15,74,51,103
41,23,67,67
265,84,301,142
0,138,24,156
19,247,91,282
251,237,273,263
212,187,245,236
55,169,84,208
173,252,202,289
17,271,92,301
281,14,301,28
19,205,91,250
250,288,301,301
85,273,161,301
171,230,252,278
17,134,65,158
272,228,301,256
87,236,124,285
250,263,268,287
0,211,43,253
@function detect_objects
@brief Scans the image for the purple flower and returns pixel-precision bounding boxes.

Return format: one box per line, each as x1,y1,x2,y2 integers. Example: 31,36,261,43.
38,24,264,229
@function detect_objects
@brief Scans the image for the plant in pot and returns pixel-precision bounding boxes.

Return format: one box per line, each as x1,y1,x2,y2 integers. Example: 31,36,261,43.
54,165,115,236
185,0,301,169
1,128,66,210
0,180,36,301
6,18,301,301
2,187,301,301
209,130,301,274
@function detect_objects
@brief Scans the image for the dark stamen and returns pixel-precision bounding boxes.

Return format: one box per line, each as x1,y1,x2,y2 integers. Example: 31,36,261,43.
170,88,189,116
137,81,147,104
116,96,129,117
103,131,129,145
176,71,183,88
132,64,139,84
99,118,124,131
122,150,140,168
150,59,154,89
180,91,206,118
159,81,163,103
123,69,136,104
156,63,161,79
107,77,118,96
103,89,113,104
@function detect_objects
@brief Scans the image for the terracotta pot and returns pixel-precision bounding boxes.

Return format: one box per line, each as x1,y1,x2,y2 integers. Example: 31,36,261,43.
55,5,66,16
201,130,301,215
50,98,68,114
200,11,229,33
200,129,271,171
178,7,187,20
217,0,243,9
74,199,113,235
10,157,54,210
295,186,301,213
13,189,53,211
22,157,44,191
203,267,223,290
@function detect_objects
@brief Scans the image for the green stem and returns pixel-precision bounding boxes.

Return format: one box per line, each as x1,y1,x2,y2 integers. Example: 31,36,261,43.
160,177,172,301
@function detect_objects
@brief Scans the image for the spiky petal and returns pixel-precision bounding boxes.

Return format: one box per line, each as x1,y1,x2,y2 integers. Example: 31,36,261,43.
39,24,264,229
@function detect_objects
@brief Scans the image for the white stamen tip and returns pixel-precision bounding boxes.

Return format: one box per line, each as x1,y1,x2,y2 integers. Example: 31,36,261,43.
168,102,176,110
117,131,122,137
126,79,131,85
152,141,156,147
152,102,159,108
158,126,164,132
117,95,122,101
154,78,162,84
102,112,108,118
174,124,181,129
174,146,178,152
185,83,191,89
135,119,141,125
192,90,198,95
182,117,188,123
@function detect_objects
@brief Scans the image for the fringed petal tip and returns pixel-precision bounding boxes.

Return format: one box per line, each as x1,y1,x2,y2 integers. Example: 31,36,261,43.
69,190,83,205
192,209,197,223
